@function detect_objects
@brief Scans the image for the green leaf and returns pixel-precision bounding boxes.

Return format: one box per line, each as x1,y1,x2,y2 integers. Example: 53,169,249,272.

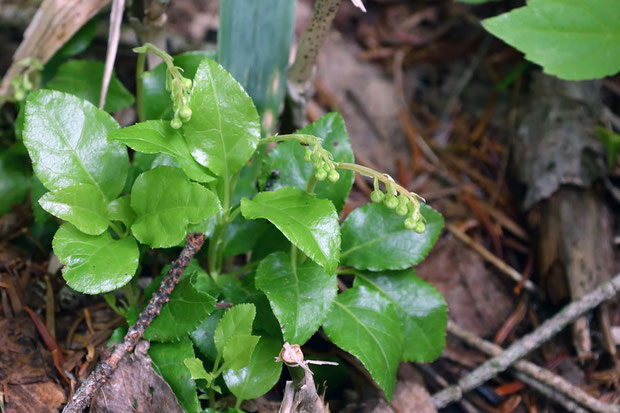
109,120,215,183
222,216,269,257
184,358,213,381
222,334,260,370
46,60,134,112
184,58,261,177
39,183,109,235
241,187,340,274
214,304,256,353
223,336,283,401
354,269,447,362
149,339,200,413
141,51,213,121
144,274,216,342
596,127,620,168
256,252,337,345
130,166,220,248
191,311,223,361
262,113,355,212
31,175,49,225
52,223,139,294
23,90,128,202
340,203,443,271
0,145,31,215
107,195,136,229
482,0,620,80
323,286,404,400
217,0,295,135
56,19,97,57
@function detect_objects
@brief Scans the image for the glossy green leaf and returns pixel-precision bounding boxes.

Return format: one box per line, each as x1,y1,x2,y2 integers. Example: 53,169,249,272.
23,90,128,202
46,60,134,112
214,304,256,353
340,203,443,271
217,0,295,135
354,269,447,362
222,216,268,257
39,183,109,235
149,339,200,413
144,274,216,342
241,187,341,274
109,120,215,183
184,58,261,177
31,175,49,225
262,113,355,211
184,358,212,381
141,51,213,121
323,286,404,400
223,336,283,400
256,252,337,345
222,334,260,370
52,223,139,294
483,0,620,80
191,311,223,361
107,195,136,229
0,145,31,215
130,166,220,248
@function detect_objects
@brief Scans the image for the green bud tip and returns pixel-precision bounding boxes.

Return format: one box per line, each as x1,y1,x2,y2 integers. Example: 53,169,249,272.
413,220,426,233
370,190,384,203
179,106,192,121
14,90,25,101
404,216,416,230
304,148,313,162
170,118,182,129
315,169,328,181
396,204,408,216
384,195,398,209
182,78,193,89
312,160,323,170
328,170,340,183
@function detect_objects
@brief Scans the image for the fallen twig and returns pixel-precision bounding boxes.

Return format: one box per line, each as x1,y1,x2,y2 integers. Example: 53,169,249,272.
62,232,206,413
432,273,620,409
447,321,619,413
99,0,125,110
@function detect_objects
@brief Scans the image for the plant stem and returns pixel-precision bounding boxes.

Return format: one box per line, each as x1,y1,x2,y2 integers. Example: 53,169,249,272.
62,233,206,413
136,51,146,122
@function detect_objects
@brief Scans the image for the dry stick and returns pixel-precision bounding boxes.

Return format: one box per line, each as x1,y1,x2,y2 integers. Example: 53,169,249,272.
448,321,619,413
99,0,125,110
432,273,620,409
446,223,539,295
62,232,206,413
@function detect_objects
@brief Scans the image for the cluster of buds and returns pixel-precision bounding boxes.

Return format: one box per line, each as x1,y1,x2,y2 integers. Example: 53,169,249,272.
304,145,340,183
11,58,42,101
371,177,426,233
166,69,193,129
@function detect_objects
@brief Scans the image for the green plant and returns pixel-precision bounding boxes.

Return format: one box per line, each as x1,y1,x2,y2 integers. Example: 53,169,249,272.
19,44,446,410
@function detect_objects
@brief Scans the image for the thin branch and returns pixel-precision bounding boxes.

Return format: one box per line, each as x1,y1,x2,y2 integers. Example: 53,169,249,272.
99,0,125,110
62,232,206,413
432,273,620,409
447,321,619,413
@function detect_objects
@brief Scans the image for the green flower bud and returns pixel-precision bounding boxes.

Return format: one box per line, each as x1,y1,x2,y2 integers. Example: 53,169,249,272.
404,216,416,230
179,106,192,121
14,89,25,101
182,78,193,89
315,169,327,181
304,148,313,162
413,220,426,233
170,117,182,129
384,195,398,209
313,159,323,170
328,170,340,183
396,204,408,216
370,190,384,203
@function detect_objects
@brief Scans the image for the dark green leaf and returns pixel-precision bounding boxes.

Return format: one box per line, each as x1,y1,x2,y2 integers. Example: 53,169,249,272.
482,0,620,80
31,175,49,225
222,216,268,257
241,187,340,274
23,90,128,202
191,311,223,361
262,113,355,211
223,336,283,401
256,252,336,344
340,203,443,271
144,273,216,342
323,286,404,400
107,195,136,229
130,166,220,248
46,60,134,112
109,120,215,183
184,58,261,177
56,19,97,57
149,339,200,413
39,183,109,235
52,223,139,294
0,145,31,215
354,269,447,362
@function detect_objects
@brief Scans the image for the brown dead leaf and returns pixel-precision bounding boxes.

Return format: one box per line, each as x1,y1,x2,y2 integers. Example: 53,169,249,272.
89,340,183,413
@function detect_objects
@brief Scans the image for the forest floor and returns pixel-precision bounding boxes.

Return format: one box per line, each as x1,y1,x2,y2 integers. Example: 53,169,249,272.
1,0,619,412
